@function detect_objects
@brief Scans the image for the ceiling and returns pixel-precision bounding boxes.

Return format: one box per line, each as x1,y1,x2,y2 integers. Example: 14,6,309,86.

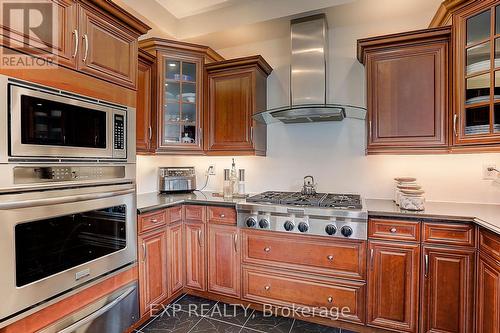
154,0,246,19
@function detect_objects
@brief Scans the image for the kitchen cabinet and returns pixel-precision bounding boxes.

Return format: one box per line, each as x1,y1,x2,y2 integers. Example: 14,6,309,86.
138,229,168,316
205,56,272,156
184,222,206,291
208,224,241,298
420,245,475,333
452,1,500,149
137,49,156,153
367,240,420,333
139,38,224,155
358,27,450,154
167,221,184,296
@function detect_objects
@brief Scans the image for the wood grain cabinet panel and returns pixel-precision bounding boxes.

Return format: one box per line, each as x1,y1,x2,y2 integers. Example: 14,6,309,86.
205,56,272,156
138,229,168,316
358,27,450,154
184,205,206,222
242,266,366,324
242,229,366,280
207,206,237,225
421,245,475,333
422,221,475,247
208,224,240,298
137,49,155,153
476,252,500,333
138,210,166,234
78,3,138,88
479,228,500,261
184,222,206,291
167,222,184,295
167,206,183,224
368,218,420,242
367,241,420,333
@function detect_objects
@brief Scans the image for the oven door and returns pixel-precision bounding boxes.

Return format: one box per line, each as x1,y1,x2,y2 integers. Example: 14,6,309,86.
0,183,136,325
9,84,126,159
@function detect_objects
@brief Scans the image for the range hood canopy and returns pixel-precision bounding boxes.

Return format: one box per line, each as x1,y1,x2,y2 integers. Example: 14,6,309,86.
254,14,366,124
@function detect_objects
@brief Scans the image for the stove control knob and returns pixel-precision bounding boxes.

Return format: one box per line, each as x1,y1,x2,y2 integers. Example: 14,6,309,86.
298,222,309,233
259,219,269,229
246,217,257,228
341,226,353,238
284,221,295,231
325,224,337,236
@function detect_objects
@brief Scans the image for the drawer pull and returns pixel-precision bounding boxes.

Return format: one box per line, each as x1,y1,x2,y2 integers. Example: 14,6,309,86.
327,296,333,303
264,285,270,291
390,227,397,233
151,218,159,224
327,255,334,261
264,247,271,253
220,214,225,218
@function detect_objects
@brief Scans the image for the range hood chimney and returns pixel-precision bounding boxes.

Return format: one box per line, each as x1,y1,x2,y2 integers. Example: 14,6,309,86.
254,14,365,124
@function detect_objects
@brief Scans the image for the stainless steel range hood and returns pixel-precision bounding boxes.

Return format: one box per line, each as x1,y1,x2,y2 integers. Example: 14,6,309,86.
254,14,365,124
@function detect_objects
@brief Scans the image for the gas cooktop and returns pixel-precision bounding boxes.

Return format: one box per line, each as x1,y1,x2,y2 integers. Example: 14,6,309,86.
246,191,362,210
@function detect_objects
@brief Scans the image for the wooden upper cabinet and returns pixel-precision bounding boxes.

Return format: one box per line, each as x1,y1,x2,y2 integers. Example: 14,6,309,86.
205,56,272,156
208,224,241,298
78,3,138,88
137,49,156,153
358,27,450,154
421,245,475,333
453,1,500,149
367,241,420,333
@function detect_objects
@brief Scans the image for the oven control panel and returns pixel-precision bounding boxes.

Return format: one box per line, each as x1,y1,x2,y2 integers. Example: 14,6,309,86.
14,166,126,184
114,114,125,150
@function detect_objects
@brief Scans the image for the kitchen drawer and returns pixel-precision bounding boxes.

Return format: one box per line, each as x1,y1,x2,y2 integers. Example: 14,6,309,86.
207,206,236,225
167,206,183,225
423,221,475,247
368,218,420,242
242,230,366,280
479,228,500,261
242,266,365,324
139,210,166,234
184,205,206,222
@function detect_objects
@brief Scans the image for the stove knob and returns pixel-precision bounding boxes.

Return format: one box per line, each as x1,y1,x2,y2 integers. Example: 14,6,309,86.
298,222,309,233
325,224,337,236
246,217,257,228
259,219,269,229
284,221,295,231
341,226,353,238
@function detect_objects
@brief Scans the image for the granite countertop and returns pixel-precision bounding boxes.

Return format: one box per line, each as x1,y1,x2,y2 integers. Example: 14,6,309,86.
137,191,246,214
137,192,500,234
366,199,500,234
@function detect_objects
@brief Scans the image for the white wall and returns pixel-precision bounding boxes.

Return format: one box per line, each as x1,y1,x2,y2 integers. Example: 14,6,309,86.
137,0,500,204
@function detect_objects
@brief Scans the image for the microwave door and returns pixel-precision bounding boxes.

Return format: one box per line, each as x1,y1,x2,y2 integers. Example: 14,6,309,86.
9,85,114,159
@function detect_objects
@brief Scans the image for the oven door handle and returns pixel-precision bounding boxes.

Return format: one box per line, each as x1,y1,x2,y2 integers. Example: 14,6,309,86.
0,188,135,210
55,285,136,333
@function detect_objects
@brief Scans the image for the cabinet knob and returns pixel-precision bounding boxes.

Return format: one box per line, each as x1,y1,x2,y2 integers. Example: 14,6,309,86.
220,214,225,218
264,285,270,291
327,296,333,303
327,255,334,261
264,247,271,253
151,219,159,224
390,227,397,233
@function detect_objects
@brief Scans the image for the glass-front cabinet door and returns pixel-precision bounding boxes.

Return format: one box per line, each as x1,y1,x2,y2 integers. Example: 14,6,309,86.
456,2,500,145
158,52,203,152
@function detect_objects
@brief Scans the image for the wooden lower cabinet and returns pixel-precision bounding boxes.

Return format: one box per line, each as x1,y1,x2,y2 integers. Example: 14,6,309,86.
420,246,475,333
476,252,499,333
367,241,420,333
184,222,206,291
138,229,168,316
208,224,241,298
242,266,365,324
167,222,184,295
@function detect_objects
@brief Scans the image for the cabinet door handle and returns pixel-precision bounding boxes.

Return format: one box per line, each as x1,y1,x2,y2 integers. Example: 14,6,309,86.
199,128,202,143
327,255,334,261
369,120,373,140
453,114,458,138
233,233,238,253
142,242,147,262
148,126,152,141
198,229,202,247
424,254,429,278
250,127,254,142
370,248,374,270
82,34,89,62
72,29,79,58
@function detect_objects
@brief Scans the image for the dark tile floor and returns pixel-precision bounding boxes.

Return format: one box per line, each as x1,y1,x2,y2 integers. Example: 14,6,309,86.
135,295,359,333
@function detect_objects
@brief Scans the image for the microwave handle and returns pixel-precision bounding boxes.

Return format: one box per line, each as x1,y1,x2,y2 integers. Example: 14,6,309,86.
0,188,134,210
55,285,136,333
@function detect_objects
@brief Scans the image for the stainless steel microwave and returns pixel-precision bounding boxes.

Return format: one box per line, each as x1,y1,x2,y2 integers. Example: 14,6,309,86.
0,75,135,162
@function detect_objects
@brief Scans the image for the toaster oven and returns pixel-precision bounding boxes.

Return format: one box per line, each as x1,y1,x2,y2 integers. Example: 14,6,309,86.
159,167,196,193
